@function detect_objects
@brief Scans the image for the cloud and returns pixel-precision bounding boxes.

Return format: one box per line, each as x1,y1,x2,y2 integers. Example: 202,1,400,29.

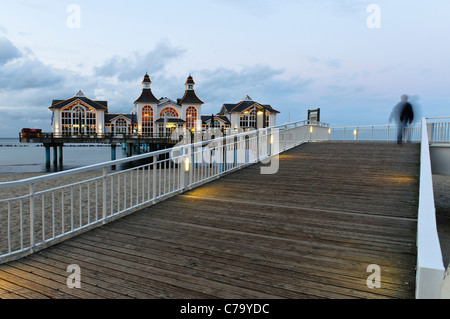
94,39,186,81
193,64,312,114
0,37,66,92
0,37,22,65
0,58,65,91
325,59,343,69
307,56,343,70
327,0,368,14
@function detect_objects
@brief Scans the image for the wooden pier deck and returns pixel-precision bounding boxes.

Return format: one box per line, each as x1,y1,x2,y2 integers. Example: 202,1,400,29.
0,142,420,299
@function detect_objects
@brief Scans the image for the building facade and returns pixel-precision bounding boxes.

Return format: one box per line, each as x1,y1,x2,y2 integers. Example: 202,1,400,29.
49,74,278,137
218,94,279,131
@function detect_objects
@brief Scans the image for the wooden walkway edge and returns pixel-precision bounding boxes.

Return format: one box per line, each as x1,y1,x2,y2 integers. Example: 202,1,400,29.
0,142,420,299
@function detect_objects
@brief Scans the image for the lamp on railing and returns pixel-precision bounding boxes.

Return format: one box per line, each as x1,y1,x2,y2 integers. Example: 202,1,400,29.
184,156,190,172
354,129,358,141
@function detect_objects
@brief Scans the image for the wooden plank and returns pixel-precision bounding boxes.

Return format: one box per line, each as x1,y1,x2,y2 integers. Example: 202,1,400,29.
84,222,413,298
0,267,76,299
62,239,284,299
148,197,417,252
0,142,419,299
35,248,216,299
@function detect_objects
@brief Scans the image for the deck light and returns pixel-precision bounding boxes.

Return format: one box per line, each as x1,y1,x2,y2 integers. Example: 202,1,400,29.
185,157,190,171
309,126,313,133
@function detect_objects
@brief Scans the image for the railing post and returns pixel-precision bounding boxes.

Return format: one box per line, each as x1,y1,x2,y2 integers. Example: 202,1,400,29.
102,167,107,223
284,125,287,150
256,130,260,162
153,155,157,199
29,184,35,252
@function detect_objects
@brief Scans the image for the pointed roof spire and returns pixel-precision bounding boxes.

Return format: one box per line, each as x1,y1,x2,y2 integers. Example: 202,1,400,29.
135,73,159,104
243,94,253,101
74,90,86,98
180,74,204,104
186,74,195,86
142,73,152,84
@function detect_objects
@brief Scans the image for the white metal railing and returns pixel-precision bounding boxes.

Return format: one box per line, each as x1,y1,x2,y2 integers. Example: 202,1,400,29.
416,117,445,299
329,117,450,144
0,120,329,263
329,123,422,142
426,117,450,143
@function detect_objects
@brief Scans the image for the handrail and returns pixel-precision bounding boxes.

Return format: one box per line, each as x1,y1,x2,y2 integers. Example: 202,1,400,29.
426,116,450,120
331,122,420,129
415,117,445,298
4,121,327,188
0,119,330,263
329,119,450,144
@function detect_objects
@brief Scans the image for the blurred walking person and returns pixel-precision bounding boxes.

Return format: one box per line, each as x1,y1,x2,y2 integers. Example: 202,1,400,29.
389,95,414,144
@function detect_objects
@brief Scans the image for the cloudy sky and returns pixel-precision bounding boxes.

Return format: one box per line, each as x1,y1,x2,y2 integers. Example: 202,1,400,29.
0,0,449,137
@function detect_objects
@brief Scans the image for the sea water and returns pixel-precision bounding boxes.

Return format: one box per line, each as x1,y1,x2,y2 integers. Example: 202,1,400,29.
0,137,128,174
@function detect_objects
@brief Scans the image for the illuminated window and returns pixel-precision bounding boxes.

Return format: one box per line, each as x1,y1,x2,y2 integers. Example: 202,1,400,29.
239,107,267,128
114,118,130,134
186,106,197,130
240,112,248,128
61,103,96,135
160,107,179,118
248,109,256,128
142,105,153,136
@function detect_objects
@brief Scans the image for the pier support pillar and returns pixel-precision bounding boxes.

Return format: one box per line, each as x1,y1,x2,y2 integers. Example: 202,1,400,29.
58,144,63,165
45,146,51,168
111,143,117,170
126,143,133,157
53,145,58,167
111,143,117,161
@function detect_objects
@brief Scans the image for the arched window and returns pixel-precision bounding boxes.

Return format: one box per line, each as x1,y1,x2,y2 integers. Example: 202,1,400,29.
248,109,256,128
142,105,153,136
240,112,249,128
186,106,197,130
239,107,262,129
114,118,129,134
61,103,96,135
160,107,179,118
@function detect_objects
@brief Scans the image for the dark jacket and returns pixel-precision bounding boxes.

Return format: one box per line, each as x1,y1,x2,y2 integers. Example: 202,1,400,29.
400,102,414,123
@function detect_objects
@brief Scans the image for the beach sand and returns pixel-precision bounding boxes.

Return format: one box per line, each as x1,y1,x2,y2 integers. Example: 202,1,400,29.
0,166,186,261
